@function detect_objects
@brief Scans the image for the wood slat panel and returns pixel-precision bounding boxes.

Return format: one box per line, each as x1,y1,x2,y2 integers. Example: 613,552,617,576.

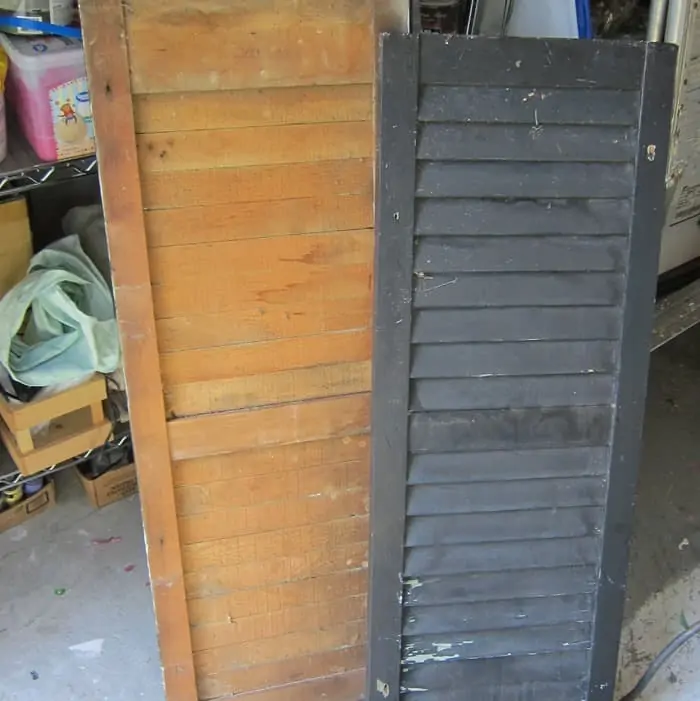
172,435,370,487
191,596,366,652
165,361,370,416
419,34,644,88
409,406,612,454
408,447,608,485
193,619,365,672
405,594,593,636
418,124,635,162
178,489,368,545
411,341,617,378
419,86,639,125
176,458,367,515
168,394,370,461
406,478,606,516
188,569,367,625
135,84,373,133
223,670,365,701
143,158,372,209
412,307,622,343
415,236,627,273
414,273,624,309
139,121,372,172
403,623,591,662
157,294,372,352
128,18,373,93
416,162,634,199
402,681,586,701
150,229,372,319
191,595,366,652
182,516,368,572
411,374,615,411
415,197,631,236
406,507,603,546
195,646,366,701
404,568,598,606
161,330,370,386
146,193,373,248
185,542,368,599
401,650,590,690
404,537,600,577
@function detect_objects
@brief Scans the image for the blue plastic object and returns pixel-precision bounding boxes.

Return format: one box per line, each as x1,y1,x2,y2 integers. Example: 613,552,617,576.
0,16,81,39
576,0,593,38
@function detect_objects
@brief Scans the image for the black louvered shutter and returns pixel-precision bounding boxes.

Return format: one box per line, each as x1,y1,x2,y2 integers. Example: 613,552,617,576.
368,34,676,701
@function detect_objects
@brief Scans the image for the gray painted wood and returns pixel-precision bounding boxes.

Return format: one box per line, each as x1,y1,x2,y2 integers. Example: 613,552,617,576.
406,477,607,515
406,507,604,546
404,594,594,635
418,124,635,162
404,568,599,606
413,273,625,308
369,33,675,701
415,198,632,236
412,308,622,343
419,86,640,125
416,162,635,199
408,447,609,484
411,341,618,377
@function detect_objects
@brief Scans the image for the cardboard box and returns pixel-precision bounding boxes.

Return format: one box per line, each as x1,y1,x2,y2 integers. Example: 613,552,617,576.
0,481,55,535
76,462,138,508
0,197,32,299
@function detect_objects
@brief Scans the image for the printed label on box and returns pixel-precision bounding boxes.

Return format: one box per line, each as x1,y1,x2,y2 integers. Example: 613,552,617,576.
49,78,94,159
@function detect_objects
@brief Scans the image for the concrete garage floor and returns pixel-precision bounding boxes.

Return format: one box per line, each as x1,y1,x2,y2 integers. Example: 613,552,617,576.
2,326,700,700
0,470,164,701
617,323,700,699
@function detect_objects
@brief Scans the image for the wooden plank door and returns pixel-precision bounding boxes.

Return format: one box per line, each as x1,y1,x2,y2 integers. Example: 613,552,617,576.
368,34,676,701
80,0,378,699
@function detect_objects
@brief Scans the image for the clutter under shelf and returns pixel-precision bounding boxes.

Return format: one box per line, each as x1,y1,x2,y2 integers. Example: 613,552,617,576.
0,427,131,490
0,118,96,197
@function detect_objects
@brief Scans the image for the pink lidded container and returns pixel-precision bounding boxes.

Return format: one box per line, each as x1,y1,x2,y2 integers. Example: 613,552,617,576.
0,33,93,162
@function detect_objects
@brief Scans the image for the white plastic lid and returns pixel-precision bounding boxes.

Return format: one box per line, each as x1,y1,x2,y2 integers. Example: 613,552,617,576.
0,32,85,72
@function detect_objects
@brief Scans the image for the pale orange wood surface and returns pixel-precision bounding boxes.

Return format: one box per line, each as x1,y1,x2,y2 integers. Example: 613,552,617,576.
128,16,373,93
190,595,367,651
141,158,372,210
168,394,370,461
194,647,365,700
144,193,373,248
181,515,369,572
175,458,368,515
80,1,197,698
193,618,365,671
150,230,372,320
156,293,372,353
134,85,372,133
216,670,366,701
138,122,373,172
187,569,367,625
172,436,370,487
161,330,370,386
178,489,369,546
164,361,371,417
184,541,368,600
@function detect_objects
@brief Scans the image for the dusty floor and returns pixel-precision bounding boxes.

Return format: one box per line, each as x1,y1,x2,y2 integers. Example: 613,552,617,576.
0,470,164,701
617,323,700,699
1,327,700,700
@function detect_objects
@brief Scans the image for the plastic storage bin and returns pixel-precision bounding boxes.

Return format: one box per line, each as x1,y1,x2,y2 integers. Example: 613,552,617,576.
0,33,93,161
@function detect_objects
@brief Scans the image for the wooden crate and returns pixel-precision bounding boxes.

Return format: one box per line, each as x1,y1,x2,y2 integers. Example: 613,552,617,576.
0,375,112,476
